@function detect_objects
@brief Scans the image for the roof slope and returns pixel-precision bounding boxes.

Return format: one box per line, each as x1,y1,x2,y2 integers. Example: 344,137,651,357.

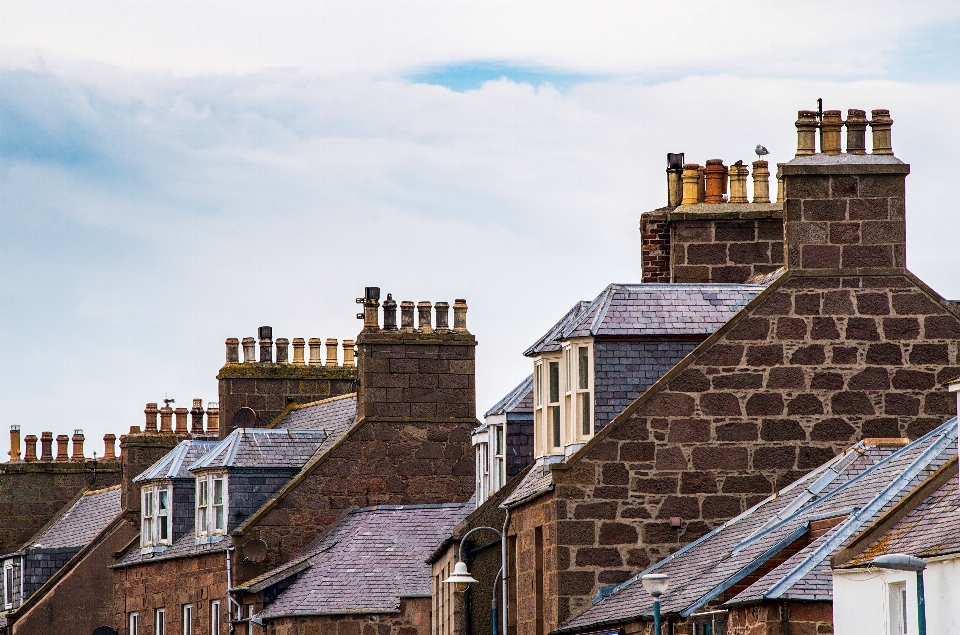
257,503,470,618
525,301,592,356
189,428,329,471
29,485,122,550
274,393,358,432
554,419,957,633
135,439,220,482
485,375,534,418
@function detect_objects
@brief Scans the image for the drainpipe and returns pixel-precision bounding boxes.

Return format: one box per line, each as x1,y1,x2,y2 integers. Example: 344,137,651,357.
780,602,790,635
226,546,243,633
501,508,510,635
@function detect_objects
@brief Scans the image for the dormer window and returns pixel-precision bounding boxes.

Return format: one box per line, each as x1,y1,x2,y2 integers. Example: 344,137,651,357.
140,484,172,550
196,473,228,540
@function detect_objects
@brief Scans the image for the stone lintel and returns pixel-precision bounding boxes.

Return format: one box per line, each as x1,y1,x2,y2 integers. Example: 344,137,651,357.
217,363,357,380
667,203,783,222
781,156,910,176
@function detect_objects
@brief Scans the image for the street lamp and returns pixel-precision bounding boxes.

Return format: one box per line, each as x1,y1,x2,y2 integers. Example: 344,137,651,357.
443,526,506,635
872,554,927,635
641,573,670,635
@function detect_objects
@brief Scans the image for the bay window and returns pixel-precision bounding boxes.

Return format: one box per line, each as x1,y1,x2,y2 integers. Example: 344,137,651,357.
140,484,173,550
576,344,592,438
493,424,505,490
196,473,228,540
3,562,13,609
548,361,560,450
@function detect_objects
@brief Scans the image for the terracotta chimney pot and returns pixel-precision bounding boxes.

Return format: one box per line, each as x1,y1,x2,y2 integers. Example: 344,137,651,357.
159,404,174,433
144,402,159,433
342,340,356,367
206,402,220,437
291,338,306,365
325,338,339,366
39,431,54,461
71,430,85,461
680,164,700,205
752,161,771,203
702,160,727,204
820,110,843,155
24,434,38,462
728,163,749,203
174,407,189,434
225,338,240,364
870,109,894,155
191,399,205,434
103,434,117,460
795,110,819,156
55,434,69,461
308,338,323,365
845,109,868,154
8,425,21,462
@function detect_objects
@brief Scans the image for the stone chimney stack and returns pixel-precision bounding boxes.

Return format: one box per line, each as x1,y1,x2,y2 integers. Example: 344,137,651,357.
8,425,20,462
71,430,85,461
783,107,908,274
356,289,477,422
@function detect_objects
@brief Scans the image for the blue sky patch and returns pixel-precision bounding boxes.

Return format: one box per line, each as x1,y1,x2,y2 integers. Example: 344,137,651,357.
407,61,606,91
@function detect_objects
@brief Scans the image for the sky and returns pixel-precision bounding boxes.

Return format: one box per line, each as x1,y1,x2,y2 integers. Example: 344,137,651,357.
2,1,960,453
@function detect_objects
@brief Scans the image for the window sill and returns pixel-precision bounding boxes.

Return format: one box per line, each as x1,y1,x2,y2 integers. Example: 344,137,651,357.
139,545,169,555
195,534,225,546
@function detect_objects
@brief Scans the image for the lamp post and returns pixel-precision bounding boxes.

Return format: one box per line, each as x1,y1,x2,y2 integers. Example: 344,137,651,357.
872,554,927,635
443,526,506,635
641,573,670,635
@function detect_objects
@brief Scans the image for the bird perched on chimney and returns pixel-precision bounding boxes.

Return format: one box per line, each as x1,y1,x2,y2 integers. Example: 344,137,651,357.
755,144,769,159
733,160,744,167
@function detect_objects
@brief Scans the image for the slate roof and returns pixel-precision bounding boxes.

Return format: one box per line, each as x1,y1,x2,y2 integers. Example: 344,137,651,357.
189,428,329,472
134,439,220,483
274,393,358,432
113,531,228,568
554,419,958,633
256,503,471,618
524,284,765,358
28,486,122,550
484,375,534,418
501,458,557,508
841,472,960,566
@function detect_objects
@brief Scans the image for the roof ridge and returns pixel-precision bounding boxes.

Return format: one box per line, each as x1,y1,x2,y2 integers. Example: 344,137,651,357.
588,284,618,336
82,484,121,496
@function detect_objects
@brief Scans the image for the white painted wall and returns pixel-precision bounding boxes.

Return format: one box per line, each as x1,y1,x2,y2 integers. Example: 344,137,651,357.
834,557,960,635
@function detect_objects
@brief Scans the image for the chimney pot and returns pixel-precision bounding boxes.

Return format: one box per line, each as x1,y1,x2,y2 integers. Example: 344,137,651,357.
191,399,205,434
342,339,356,367
417,301,433,333
680,164,700,205
174,407,189,434
24,434,38,462
242,337,256,363
71,430,85,461
325,338,339,366
129,426,141,434
363,296,381,331
820,110,843,155
225,338,240,364
870,109,894,155
55,434,69,461
702,160,727,204
275,338,289,364
435,302,450,332
291,338,306,365
8,425,21,462
382,294,398,330
308,338,323,365
400,301,416,332
795,110,819,156
751,161,771,203
103,434,117,460
728,163,749,203
258,326,273,363
159,404,174,433
776,163,786,203
453,299,469,333
144,402,159,433
666,152,685,207
206,402,220,437
845,109,868,154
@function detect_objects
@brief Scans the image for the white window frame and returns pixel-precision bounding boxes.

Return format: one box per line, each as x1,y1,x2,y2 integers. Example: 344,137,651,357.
183,604,194,635
140,484,173,550
534,361,543,457
155,608,165,635
547,359,561,451
130,612,140,635
888,581,907,635
211,600,221,635
574,341,593,441
195,473,228,541
3,562,14,609
474,439,489,503
493,423,505,490
247,604,255,635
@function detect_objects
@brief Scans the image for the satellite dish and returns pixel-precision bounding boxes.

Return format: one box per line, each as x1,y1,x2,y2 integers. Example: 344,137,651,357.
243,538,268,563
93,627,118,635
233,407,257,429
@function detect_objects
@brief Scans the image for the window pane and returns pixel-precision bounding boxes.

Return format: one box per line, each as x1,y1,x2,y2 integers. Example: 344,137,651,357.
535,366,541,406
496,426,504,455
215,505,224,531
184,605,193,635
564,349,571,392
581,393,591,436
549,362,559,403
578,347,589,389
143,516,153,543
214,479,224,505
551,406,561,447
131,613,140,635
159,515,168,541
159,490,168,511
212,601,220,635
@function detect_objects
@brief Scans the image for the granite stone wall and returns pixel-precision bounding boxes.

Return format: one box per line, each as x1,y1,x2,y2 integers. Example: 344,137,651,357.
267,597,432,635
670,215,784,284
593,339,701,430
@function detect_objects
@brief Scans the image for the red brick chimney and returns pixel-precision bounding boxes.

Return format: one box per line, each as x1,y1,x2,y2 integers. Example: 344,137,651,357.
783,108,909,274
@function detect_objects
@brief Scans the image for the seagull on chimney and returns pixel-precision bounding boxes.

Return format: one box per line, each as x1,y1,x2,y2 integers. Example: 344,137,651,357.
755,144,769,159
